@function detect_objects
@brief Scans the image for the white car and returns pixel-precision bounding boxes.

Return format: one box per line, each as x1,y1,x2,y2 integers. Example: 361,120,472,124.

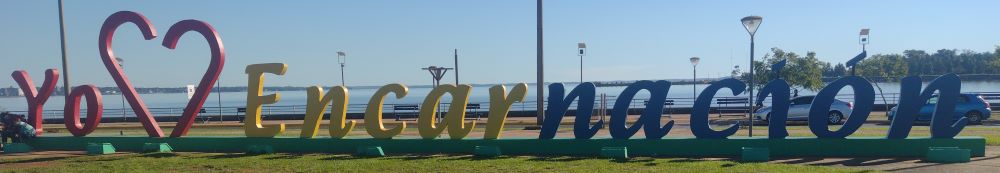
753,96,854,124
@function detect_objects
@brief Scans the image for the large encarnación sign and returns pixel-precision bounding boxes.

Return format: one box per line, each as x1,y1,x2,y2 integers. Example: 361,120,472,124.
4,11,985,161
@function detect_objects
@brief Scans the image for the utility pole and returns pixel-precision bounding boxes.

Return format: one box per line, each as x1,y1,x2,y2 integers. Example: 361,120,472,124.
58,0,71,97
217,76,223,122
454,49,459,85
535,0,545,126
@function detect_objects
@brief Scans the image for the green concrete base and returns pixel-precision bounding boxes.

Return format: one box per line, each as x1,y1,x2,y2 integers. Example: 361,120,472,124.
142,143,173,153
356,146,385,157
600,147,628,160
925,147,971,163
25,136,986,158
86,143,116,155
741,147,770,162
2,143,33,153
246,145,274,154
473,146,501,157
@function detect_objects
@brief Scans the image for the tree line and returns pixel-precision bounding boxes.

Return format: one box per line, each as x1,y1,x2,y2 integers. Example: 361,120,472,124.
743,46,1000,91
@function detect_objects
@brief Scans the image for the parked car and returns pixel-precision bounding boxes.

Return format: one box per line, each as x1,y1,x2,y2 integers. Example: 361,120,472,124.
887,93,991,124
753,96,854,125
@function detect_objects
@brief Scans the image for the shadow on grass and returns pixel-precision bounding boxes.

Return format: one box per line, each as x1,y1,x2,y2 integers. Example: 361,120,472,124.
526,156,589,162
609,157,655,163
440,155,509,161
883,155,1000,172
318,155,354,160
74,155,126,162
808,157,917,166
263,154,305,160
203,153,253,159
381,154,440,161
0,156,73,164
666,158,709,163
773,157,824,164
139,153,179,158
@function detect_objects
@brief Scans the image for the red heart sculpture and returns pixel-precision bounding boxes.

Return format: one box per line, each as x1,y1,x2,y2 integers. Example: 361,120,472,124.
98,11,224,137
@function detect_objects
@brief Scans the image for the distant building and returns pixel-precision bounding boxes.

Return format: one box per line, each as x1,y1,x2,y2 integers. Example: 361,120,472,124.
1,86,22,97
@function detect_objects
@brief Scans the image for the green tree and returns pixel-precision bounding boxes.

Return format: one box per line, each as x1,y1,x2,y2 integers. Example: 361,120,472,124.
985,46,1000,73
743,48,826,91
855,54,909,80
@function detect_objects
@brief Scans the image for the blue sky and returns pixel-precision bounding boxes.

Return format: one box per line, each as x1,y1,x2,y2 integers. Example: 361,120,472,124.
1,1,998,88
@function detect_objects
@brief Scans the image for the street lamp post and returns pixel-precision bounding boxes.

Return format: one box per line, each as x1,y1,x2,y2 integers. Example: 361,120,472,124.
860,28,869,51
690,57,700,100
852,29,870,76
422,66,453,122
536,0,545,126
116,57,126,122
578,43,586,83
741,15,762,137
337,51,347,87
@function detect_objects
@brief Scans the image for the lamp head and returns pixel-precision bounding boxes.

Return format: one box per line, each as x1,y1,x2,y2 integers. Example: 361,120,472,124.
859,28,870,45
336,51,346,64
690,57,701,66
741,16,763,36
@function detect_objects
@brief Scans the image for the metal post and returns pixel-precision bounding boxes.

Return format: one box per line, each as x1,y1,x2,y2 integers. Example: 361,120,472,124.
693,65,697,100
535,0,545,126
338,52,347,87
217,76,223,122
121,93,126,121
57,0,71,98
579,54,583,83
748,35,755,137
340,63,346,86
454,49,459,85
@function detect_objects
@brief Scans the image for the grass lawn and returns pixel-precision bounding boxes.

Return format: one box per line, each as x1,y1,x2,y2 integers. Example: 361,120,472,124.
3,115,991,172
744,126,1000,146
0,152,878,173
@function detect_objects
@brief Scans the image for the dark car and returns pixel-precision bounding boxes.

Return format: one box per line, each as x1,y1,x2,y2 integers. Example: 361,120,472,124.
887,93,992,124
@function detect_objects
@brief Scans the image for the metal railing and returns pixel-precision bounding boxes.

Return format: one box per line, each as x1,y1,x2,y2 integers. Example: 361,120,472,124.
11,92,998,120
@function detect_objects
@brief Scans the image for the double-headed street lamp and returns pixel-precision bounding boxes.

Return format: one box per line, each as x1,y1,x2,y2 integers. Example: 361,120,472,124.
422,66,453,122
689,57,700,100
741,15,762,137
337,51,347,87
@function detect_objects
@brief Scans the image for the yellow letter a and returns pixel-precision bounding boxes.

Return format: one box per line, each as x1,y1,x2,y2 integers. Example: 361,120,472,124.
418,84,475,139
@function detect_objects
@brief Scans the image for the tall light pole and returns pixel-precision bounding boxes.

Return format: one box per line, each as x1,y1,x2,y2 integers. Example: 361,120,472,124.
337,51,347,87
578,43,586,83
57,0,71,98
741,15,762,137
851,28,870,76
117,57,127,122
535,0,545,126
218,74,223,122
690,57,700,100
